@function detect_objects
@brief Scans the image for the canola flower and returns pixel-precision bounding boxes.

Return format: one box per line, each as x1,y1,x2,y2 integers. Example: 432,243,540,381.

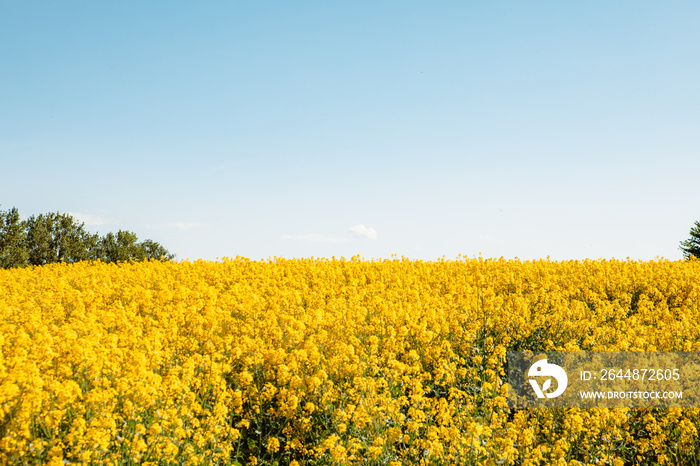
1,256,699,465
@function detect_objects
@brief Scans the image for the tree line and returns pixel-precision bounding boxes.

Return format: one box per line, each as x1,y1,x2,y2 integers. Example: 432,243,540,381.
680,220,700,260
2,205,698,268
0,206,174,269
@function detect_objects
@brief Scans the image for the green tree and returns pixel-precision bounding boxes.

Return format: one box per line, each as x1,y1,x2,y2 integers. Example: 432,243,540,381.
680,220,700,259
25,212,102,266
98,230,174,263
0,206,29,268
140,238,175,262
0,206,175,268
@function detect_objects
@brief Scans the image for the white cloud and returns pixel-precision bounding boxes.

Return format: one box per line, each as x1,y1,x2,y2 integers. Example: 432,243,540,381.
281,224,377,243
280,234,349,243
167,222,208,230
478,235,505,244
349,224,377,240
67,212,114,226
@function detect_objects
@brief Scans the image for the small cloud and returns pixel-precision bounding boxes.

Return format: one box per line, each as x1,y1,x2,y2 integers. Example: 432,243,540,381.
349,224,377,240
167,222,208,230
280,234,349,243
68,212,114,226
478,235,505,244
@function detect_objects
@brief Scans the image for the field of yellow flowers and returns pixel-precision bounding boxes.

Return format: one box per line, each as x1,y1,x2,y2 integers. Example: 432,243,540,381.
1,256,700,465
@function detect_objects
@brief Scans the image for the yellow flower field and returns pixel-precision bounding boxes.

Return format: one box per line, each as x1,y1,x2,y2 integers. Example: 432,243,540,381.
1,256,700,465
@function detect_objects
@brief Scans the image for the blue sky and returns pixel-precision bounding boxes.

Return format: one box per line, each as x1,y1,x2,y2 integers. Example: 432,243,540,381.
2,1,699,261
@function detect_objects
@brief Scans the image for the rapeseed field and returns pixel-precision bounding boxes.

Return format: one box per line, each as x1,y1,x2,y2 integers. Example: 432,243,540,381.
1,256,699,465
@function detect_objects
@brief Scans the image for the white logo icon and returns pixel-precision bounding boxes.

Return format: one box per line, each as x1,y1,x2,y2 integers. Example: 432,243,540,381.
528,359,568,399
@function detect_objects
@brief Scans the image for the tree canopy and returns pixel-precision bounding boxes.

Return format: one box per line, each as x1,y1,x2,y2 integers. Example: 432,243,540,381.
680,220,700,260
0,206,174,268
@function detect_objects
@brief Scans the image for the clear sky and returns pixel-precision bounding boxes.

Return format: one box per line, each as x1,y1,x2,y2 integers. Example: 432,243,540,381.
2,1,699,262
